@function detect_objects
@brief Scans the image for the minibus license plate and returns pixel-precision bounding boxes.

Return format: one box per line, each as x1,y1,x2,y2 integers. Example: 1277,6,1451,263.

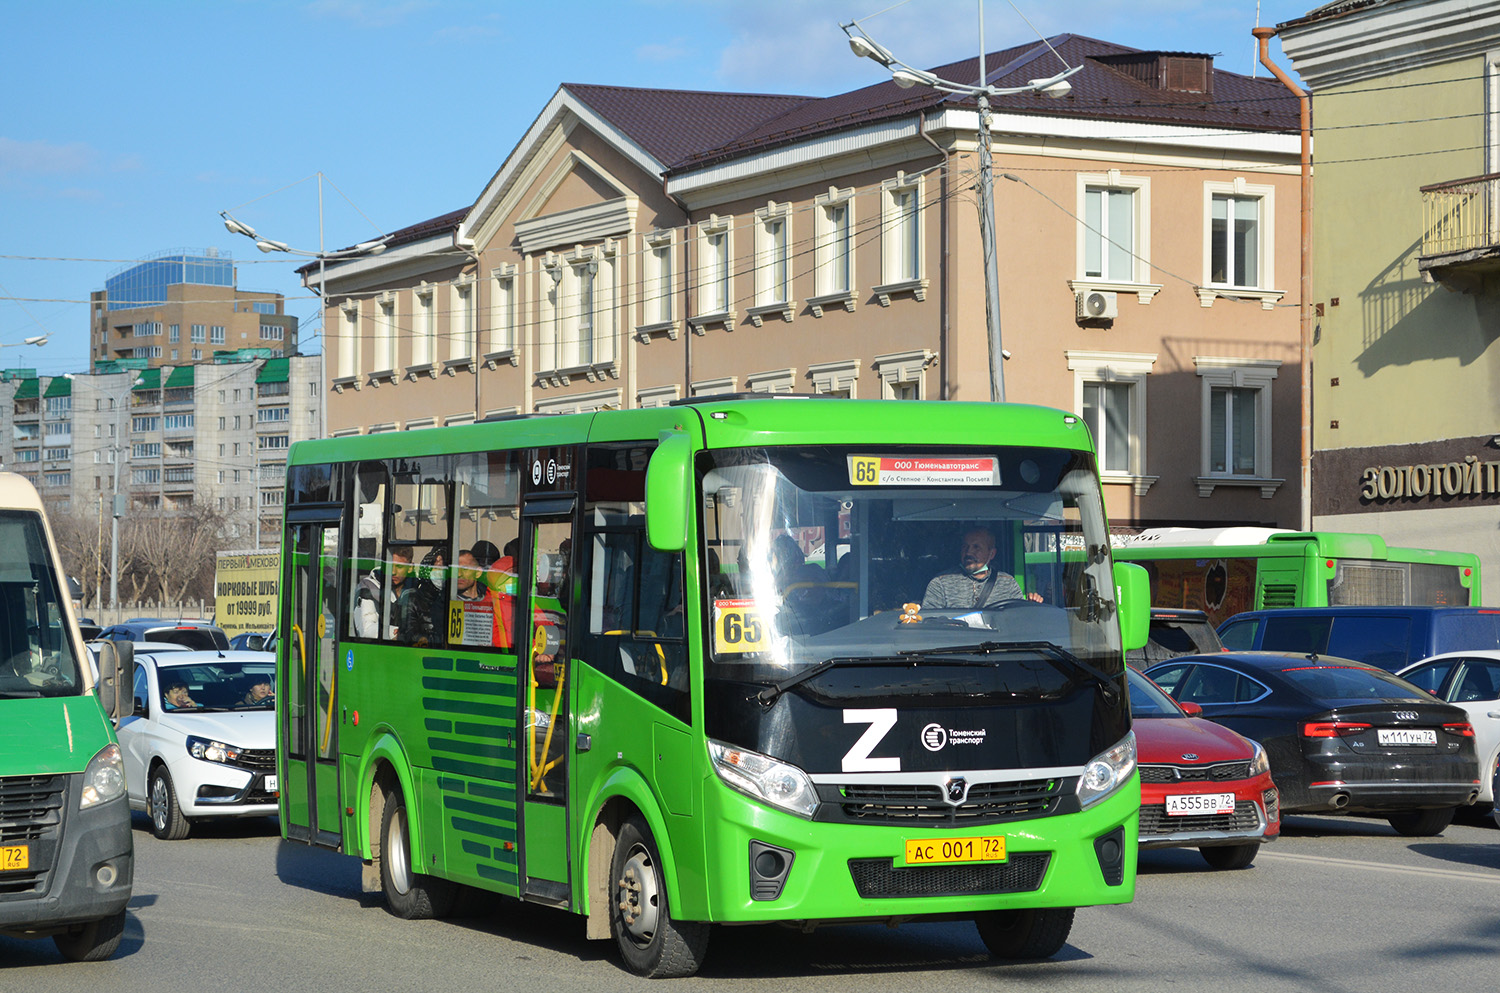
1166,792,1235,815
904,836,1006,865
1,844,28,872
1378,728,1436,746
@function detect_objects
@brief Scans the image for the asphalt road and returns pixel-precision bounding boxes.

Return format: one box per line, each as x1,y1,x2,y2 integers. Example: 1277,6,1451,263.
3,809,1497,991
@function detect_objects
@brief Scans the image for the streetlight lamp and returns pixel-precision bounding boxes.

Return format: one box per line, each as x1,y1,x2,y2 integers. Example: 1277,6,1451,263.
1,335,49,349
843,13,1080,403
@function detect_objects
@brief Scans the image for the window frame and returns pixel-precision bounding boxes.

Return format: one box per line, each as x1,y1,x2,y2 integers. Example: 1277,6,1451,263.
875,173,928,305
1066,350,1157,494
1193,356,1283,497
748,201,795,326
810,186,857,315
690,215,735,330
1072,170,1160,303
1198,178,1283,308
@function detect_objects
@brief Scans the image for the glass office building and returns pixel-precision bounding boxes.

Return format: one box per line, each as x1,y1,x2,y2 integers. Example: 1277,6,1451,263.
105,249,235,310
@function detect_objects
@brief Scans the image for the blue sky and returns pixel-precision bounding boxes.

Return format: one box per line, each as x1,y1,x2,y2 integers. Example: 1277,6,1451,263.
0,0,1312,375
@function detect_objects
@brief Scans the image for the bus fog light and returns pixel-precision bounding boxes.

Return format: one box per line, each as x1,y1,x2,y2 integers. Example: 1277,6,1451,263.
748,841,795,901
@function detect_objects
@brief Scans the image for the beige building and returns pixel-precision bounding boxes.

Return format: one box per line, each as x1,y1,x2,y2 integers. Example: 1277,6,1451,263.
315,35,1302,531
91,249,297,370
1278,0,1500,603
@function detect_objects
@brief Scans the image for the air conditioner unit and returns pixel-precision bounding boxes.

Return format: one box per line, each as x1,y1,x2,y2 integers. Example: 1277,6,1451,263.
1076,290,1118,321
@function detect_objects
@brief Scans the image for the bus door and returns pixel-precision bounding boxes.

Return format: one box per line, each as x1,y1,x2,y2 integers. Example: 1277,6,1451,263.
282,511,345,849
518,497,575,903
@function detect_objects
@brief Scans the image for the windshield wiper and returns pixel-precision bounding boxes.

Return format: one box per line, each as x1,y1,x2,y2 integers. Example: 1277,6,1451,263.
756,656,915,706
899,640,1122,703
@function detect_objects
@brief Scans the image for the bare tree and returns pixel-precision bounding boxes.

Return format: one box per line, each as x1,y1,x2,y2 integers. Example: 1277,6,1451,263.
46,499,109,609
125,496,234,605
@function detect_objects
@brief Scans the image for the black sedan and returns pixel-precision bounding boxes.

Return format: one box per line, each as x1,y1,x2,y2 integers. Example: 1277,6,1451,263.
1144,652,1480,836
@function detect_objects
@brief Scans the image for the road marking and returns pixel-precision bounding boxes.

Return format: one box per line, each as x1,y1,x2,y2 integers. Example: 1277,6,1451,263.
1259,849,1500,885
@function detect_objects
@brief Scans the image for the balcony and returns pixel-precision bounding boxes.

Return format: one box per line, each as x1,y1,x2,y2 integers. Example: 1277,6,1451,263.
1419,172,1500,292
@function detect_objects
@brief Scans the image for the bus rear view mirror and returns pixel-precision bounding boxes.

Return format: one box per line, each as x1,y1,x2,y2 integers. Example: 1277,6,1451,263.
646,432,693,552
95,640,134,721
1114,562,1150,652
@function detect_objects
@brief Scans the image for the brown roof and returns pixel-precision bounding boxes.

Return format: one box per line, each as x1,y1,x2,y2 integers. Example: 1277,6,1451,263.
667,34,1300,173
297,206,467,275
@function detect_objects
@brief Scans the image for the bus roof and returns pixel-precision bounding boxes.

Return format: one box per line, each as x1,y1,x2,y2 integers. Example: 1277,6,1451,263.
1111,527,1295,548
0,471,46,511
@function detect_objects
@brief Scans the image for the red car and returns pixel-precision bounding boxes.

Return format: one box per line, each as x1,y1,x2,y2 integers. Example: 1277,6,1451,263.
1128,666,1281,869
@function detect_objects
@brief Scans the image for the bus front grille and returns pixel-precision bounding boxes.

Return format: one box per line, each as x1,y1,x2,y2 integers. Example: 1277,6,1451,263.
0,774,65,896
847,853,1050,898
834,779,1061,825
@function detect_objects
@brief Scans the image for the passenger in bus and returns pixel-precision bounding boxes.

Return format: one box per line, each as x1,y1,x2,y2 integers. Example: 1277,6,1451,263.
470,540,501,570
356,546,415,639
403,547,447,647
922,527,1042,610
454,551,488,601
771,535,825,596
488,556,520,649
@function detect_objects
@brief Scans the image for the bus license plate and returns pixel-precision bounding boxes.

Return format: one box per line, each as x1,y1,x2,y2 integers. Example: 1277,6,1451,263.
1,844,29,872
904,836,1007,865
1166,792,1235,816
1378,728,1437,746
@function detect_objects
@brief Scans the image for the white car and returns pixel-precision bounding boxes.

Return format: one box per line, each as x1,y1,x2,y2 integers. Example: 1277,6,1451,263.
117,650,278,839
1398,650,1500,806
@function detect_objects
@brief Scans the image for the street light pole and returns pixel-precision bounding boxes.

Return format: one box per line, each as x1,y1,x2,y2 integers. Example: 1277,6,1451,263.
843,11,1079,403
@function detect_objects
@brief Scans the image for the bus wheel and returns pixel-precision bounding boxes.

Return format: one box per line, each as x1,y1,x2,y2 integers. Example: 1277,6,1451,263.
379,787,456,919
609,815,709,978
1200,843,1259,870
1387,806,1455,837
52,910,126,962
148,766,191,840
975,907,1074,959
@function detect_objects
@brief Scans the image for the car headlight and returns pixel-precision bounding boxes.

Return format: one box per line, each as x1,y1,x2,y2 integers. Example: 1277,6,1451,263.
1076,732,1136,809
187,735,244,765
707,740,819,819
81,743,127,809
1248,740,1270,777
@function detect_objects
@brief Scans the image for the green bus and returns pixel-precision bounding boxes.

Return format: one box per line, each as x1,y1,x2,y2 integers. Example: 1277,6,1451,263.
0,472,133,961
1109,527,1481,629
275,397,1148,977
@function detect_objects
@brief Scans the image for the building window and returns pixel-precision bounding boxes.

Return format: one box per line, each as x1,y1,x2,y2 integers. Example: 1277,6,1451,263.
809,186,856,316
1072,171,1156,302
642,231,674,329
210,325,226,345
490,266,516,355
876,174,927,305
873,349,931,399
451,278,475,363
259,435,290,450
695,215,733,321
260,323,285,341
574,260,595,366
1199,179,1279,307
809,359,859,398
1193,356,1283,498
376,294,398,373
754,201,792,308
163,413,193,431
131,415,159,432
413,285,434,367
338,301,360,379
1066,350,1157,494
169,324,180,343
192,348,201,360
258,406,289,423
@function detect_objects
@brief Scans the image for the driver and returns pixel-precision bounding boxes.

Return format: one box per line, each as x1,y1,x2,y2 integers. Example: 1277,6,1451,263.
921,527,1041,610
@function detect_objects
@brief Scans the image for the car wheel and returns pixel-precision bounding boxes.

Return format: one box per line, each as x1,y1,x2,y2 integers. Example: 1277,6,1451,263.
52,909,126,962
975,907,1075,959
610,814,709,978
1199,843,1259,870
1387,806,1456,837
378,786,456,919
148,766,191,840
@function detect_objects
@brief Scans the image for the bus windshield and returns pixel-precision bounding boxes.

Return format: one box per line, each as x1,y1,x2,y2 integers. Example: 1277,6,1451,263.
699,444,1120,678
0,509,85,699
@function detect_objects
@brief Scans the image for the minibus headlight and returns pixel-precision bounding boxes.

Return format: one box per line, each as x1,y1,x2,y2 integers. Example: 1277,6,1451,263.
1075,732,1136,809
81,743,127,808
708,740,818,819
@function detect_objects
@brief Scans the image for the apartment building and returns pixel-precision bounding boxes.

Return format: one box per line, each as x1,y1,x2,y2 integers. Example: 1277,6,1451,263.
90,248,298,370
1278,0,1500,603
314,33,1302,532
1,352,323,549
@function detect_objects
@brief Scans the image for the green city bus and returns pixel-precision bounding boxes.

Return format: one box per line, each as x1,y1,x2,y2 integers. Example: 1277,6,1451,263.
1109,527,1481,629
275,397,1149,977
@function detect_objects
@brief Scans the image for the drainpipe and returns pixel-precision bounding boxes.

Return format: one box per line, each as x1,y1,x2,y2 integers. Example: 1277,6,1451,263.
917,112,951,400
1254,26,1313,532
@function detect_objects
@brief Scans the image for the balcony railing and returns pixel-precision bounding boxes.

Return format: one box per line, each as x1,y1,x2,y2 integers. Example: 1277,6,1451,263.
1420,172,1500,257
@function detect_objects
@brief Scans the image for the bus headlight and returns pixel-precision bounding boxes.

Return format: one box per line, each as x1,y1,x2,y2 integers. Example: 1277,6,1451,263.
1075,732,1136,809
81,743,127,808
708,740,818,819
